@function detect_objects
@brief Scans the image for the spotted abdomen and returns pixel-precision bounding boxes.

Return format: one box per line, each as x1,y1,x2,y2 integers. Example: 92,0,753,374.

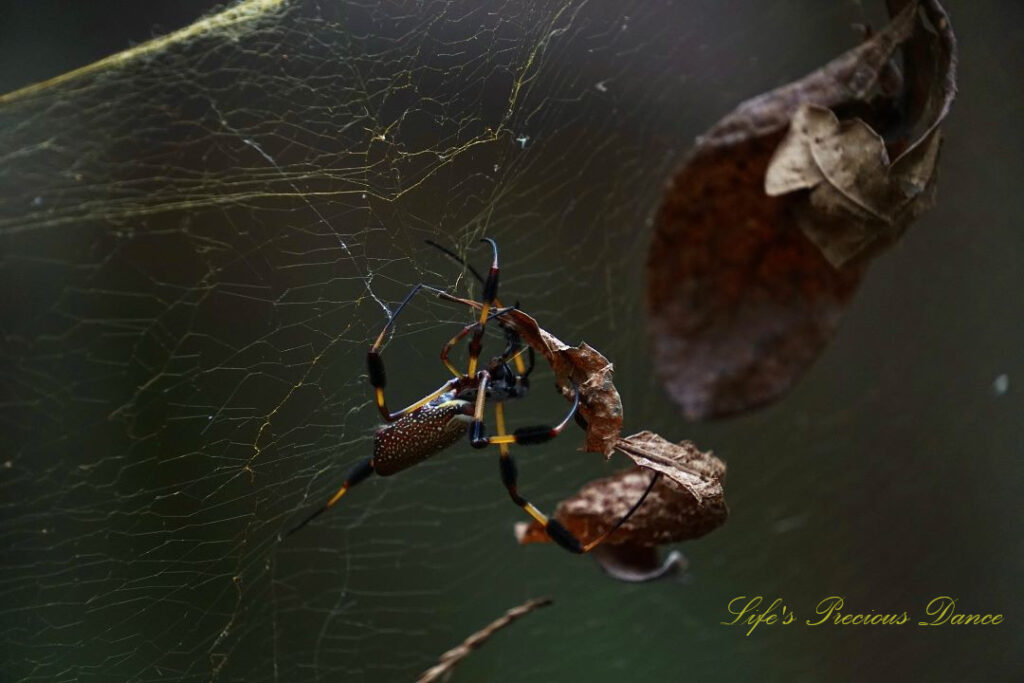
373,398,472,476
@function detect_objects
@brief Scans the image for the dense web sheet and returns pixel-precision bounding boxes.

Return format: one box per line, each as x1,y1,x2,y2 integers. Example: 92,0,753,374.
0,2,718,678
4,2,1017,682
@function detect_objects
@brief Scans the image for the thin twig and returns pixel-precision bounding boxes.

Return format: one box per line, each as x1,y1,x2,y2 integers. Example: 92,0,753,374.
416,598,553,683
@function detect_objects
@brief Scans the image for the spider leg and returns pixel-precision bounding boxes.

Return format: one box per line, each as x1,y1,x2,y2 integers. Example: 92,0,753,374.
466,238,499,377
492,400,551,526
491,400,662,554
284,457,376,537
471,380,580,449
522,347,535,379
440,322,481,378
425,238,527,376
440,305,517,378
385,379,459,420
471,387,655,552
499,324,531,378
367,282,482,422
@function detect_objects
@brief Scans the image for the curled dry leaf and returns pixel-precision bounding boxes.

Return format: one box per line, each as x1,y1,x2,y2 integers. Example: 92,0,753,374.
515,432,727,581
612,430,725,504
496,308,622,457
765,104,943,266
417,597,552,683
647,0,957,420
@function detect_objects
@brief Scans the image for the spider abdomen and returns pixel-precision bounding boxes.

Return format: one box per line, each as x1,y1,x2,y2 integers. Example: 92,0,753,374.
373,397,472,476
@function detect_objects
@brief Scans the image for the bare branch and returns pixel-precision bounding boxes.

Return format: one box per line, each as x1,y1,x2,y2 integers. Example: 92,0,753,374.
417,598,553,683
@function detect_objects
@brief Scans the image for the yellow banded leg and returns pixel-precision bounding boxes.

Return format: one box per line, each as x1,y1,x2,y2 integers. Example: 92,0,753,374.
490,387,661,554
493,412,580,550
476,383,580,448
367,281,485,419
509,342,527,376
441,322,479,378
468,238,500,377
372,375,455,423
495,402,549,526
467,371,490,448
389,380,457,420
467,311,488,377
443,306,523,379
373,387,388,418
285,457,376,537
494,401,510,458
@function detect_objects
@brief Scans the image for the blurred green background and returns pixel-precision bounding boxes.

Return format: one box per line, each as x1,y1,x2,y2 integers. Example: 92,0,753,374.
0,1,1019,681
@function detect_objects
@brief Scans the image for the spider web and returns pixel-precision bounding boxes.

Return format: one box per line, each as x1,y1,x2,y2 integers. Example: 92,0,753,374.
2,1,1019,682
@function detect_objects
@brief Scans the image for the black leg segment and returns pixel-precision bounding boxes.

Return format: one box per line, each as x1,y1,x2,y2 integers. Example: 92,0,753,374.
285,457,377,537
545,519,584,554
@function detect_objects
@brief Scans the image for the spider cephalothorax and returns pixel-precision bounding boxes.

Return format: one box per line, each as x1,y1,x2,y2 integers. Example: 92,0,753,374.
465,354,531,402
286,239,655,554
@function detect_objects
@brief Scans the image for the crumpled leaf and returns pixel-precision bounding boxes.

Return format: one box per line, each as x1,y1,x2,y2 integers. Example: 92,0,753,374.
495,308,623,457
765,103,942,267
647,0,957,420
612,430,725,505
515,432,727,581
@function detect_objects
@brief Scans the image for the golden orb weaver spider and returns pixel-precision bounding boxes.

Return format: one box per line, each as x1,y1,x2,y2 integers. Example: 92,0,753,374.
286,239,657,554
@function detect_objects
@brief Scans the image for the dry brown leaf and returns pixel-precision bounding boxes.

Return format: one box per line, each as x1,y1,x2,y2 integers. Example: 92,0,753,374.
496,308,623,457
766,104,941,266
612,430,726,505
647,0,957,420
515,432,727,580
